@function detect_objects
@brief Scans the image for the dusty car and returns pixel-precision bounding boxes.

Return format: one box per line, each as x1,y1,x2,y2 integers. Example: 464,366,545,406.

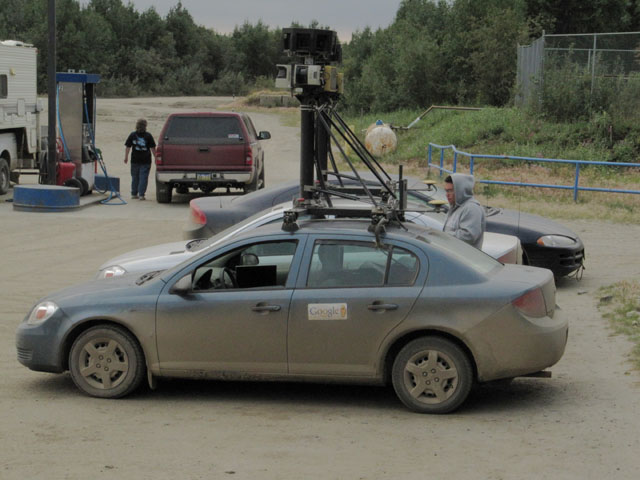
97,200,521,279
184,176,584,277
17,219,567,414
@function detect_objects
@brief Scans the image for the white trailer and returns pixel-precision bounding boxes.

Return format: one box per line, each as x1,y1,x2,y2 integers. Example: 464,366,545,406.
0,40,43,194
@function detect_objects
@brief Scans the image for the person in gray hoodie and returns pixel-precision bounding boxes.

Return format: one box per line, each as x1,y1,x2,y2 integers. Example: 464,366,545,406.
442,173,486,249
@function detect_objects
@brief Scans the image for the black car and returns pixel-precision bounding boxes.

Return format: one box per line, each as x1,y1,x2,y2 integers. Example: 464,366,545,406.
184,176,585,277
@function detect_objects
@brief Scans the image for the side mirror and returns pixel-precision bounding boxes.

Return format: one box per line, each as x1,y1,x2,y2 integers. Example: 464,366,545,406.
169,274,192,295
258,131,271,140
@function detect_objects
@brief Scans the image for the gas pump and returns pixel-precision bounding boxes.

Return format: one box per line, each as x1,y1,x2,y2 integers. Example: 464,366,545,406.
55,71,100,195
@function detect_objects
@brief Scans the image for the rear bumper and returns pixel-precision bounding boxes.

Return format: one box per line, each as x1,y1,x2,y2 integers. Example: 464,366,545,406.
156,171,252,185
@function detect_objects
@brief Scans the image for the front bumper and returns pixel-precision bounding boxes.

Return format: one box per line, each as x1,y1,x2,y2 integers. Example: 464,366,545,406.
16,317,66,373
525,244,585,277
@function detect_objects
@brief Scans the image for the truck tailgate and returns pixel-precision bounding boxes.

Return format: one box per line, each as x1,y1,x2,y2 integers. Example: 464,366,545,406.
161,143,247,170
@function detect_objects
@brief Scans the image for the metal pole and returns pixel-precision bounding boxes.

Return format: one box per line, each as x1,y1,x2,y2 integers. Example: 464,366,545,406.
590,34,597,99
316,110,328,183
47,0,57,185
299,103,315,200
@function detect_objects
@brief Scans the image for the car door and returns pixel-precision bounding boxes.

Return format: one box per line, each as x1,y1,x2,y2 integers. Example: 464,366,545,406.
288,236,427,376
155,236,306,375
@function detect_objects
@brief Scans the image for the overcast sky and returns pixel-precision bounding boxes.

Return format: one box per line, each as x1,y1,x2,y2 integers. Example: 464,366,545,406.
118,0,404,42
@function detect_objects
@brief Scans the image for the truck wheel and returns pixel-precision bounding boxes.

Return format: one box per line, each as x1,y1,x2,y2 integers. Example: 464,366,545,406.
259,166,265,189
0,158,9,195
245,170,259,193
156,180,172,203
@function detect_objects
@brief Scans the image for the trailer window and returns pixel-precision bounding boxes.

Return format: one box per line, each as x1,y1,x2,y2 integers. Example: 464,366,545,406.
0,75,7,98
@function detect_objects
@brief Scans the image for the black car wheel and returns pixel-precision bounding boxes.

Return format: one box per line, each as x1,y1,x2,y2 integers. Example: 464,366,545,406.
259,165,265,189
392,337,473,414
0,158,10,195
69,325,145,398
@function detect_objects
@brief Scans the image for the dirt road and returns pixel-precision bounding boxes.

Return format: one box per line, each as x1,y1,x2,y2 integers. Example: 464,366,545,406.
1,98,638,479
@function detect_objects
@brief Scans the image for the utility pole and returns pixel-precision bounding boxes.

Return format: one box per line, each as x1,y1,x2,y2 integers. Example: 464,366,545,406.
47,0,56,185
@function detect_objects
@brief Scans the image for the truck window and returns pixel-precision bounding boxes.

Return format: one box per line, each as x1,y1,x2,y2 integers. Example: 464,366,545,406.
166,116,243,141
0,75,7,98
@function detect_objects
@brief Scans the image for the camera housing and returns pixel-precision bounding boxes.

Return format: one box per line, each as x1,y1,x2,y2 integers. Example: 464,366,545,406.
276,28,343,95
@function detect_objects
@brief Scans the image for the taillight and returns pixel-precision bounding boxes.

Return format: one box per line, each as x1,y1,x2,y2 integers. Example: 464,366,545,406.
155,146,163,165
245,146,253,166
513,288,546,317
189,201,206,225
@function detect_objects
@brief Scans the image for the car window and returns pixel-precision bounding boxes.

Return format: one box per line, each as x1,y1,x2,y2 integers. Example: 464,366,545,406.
306,240,418,288
242,115,258,139
166,116,243,141
192,240,298,291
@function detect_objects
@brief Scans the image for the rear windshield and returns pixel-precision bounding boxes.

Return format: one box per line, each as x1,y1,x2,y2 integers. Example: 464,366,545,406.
418,229,500,275
165,116,243,143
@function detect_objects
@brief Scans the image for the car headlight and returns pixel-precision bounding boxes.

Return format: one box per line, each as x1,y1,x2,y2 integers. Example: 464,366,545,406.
27,301,59,325
98,265,127,279
536,235,576,247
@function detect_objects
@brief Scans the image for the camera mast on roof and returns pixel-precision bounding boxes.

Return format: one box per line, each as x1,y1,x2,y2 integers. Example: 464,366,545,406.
275,28,409,234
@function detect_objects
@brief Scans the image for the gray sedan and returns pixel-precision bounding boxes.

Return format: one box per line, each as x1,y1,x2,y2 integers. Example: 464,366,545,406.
17,220,567,414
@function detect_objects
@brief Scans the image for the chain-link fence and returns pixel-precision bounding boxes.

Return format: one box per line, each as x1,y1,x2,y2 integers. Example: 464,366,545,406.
516,32,640,106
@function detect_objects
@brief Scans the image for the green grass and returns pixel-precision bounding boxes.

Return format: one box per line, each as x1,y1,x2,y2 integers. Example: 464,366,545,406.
341,106,640,224
597,281,640,370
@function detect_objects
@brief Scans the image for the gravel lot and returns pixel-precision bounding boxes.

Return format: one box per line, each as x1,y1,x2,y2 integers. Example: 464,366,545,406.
0,98,639,480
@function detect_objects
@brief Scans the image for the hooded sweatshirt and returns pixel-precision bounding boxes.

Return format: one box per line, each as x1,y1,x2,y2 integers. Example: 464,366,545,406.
442,173,486,249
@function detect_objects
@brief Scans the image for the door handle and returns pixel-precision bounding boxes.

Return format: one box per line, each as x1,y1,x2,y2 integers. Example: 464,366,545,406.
198,146,210,152
367,303,399,311
252,304,281,313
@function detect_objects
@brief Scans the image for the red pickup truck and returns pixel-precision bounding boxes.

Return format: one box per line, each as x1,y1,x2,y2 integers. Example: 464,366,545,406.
154,112,270,203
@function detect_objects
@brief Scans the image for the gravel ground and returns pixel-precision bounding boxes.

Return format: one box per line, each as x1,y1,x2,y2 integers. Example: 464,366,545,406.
0,98,638,480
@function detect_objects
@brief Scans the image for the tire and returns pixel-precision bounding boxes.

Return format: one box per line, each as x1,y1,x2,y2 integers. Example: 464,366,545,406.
63,177,83,191
78,177,89,196
391,337,473,414
69,325,145,399
0,158,10,195
200,184,214,194
258,165,265,190
245,169,259,193
156,179,172,203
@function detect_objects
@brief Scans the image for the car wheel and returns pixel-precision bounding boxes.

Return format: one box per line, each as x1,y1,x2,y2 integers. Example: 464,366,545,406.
69,325,146,398
63,177,83,191
77,177,89,196
0,158,10,195
391,337,473,414
200,184,214,194
259,165,265,189
156,179,172,203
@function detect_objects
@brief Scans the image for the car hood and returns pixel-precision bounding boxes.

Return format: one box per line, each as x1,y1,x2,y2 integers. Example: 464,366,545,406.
485,207,581,242
97,240,201,274
45,273,166,307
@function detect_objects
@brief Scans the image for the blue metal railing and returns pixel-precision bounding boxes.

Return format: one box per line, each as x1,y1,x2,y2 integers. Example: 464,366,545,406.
427,143,640,201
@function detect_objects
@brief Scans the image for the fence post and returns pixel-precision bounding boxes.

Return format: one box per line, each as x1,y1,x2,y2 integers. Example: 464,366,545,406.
453,151,458,173
470,156,474,175
427,144,432,168
439,148,444,177
574,163,581,202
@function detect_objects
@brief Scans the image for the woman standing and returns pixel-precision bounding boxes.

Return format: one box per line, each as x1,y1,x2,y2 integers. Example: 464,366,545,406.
124,118,156,200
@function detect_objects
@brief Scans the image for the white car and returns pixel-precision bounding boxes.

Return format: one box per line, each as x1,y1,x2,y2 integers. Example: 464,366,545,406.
97,201,522,279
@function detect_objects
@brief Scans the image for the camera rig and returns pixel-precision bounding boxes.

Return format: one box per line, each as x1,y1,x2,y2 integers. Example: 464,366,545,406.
276,28,417,236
